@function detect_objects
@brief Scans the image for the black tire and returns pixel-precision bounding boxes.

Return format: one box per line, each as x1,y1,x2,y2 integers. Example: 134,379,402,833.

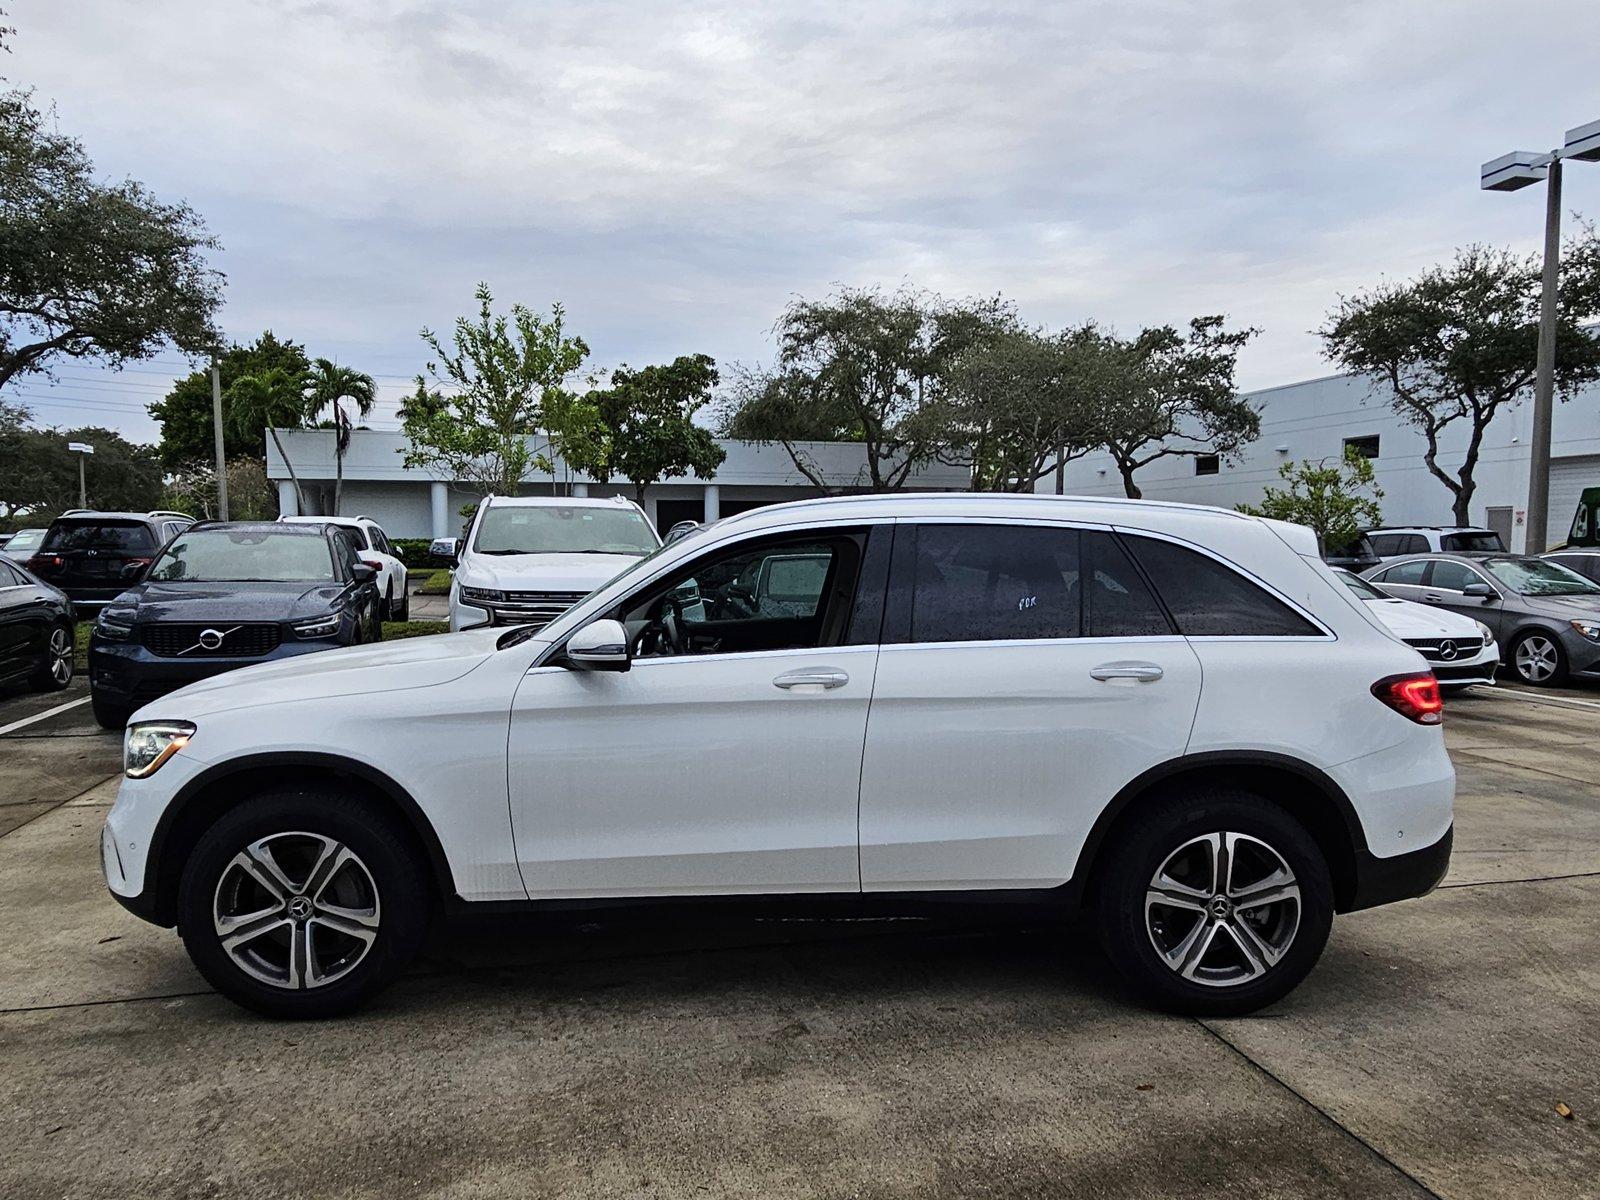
177,788,429,1018
27,622,74,692
369,601,383,641
1507,629,1568,687
90,692,130,730
392,585,409,623
379,589,392,622
1093,789,1334,1017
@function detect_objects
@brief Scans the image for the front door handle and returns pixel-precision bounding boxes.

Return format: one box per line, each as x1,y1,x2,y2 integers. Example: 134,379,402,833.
773,668,849,690
1422,593,1444,602
1090,661,1165,683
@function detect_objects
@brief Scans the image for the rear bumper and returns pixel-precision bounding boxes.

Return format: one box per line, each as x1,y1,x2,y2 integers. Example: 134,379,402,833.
1346,825,1452,912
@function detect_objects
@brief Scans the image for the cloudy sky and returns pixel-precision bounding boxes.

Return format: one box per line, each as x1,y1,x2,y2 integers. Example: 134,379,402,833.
8,0,1600,443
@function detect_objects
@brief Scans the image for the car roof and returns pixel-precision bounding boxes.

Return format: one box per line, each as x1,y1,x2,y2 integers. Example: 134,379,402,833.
1366,525,1496,534
187,520,329,536
279,515,368,527
483,494,641,510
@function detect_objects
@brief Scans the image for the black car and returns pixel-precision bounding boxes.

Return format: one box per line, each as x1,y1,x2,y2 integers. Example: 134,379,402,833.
88,521,382,729
26,510,194,612
0,558,75,694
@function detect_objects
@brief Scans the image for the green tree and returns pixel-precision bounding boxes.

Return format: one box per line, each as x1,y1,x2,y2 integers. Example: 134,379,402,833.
162,457,277,521
721,286,1014,491
0,417,160,519
304,359,376,515
148,332,312,469
1321,234,1600,526
225,365,313,513
559,354,726,505
0,88,222,390
1237,446,1384,550
399,284,588,497
1085,316,1260,498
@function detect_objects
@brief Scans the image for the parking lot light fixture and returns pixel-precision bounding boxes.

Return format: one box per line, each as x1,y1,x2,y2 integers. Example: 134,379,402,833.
67,441,95,508
1481,118,1600,555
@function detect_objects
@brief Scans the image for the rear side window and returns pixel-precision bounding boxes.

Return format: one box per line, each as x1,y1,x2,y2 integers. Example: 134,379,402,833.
1377,560,1428,586
1124,535,1322,637
1368,534,1402,556
0,561,24,586
1081,531,1171,637
910,525,1081,642
42,521,155,553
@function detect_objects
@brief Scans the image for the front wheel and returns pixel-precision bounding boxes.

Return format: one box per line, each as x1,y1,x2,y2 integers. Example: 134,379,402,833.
1509,630,1567,686
1094,790,1333,1017
90,692,130,730
177,790,429,1018
27,623,74,692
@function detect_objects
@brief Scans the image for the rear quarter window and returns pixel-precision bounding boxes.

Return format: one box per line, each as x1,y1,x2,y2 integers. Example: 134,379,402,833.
1123,535,1322,637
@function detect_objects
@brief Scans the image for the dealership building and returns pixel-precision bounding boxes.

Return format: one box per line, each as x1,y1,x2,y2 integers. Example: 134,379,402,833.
267,367,1600,550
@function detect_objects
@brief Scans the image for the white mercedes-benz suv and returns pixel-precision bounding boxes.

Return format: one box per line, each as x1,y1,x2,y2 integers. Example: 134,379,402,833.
448,494,659,632
102,494,1454,1018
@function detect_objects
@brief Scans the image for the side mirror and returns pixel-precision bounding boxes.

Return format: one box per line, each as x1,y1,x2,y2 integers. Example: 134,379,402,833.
351,563,378,585
1462,581,1495,599
565,618,630,672
120,561,145,581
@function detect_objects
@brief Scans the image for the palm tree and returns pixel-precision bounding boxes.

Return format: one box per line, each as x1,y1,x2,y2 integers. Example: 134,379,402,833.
304,359,376,516
227,367,312,514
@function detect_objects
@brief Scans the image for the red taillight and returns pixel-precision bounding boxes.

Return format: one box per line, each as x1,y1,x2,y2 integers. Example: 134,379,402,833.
362,558,384,570
28,554,61,572
1372,672,1444,725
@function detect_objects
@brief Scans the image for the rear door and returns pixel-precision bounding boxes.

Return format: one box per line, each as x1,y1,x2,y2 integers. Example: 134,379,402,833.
857,521,1203,891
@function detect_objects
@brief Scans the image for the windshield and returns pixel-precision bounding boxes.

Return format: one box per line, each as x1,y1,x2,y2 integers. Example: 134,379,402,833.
147,528,336,583
1338,571,1386,600
5,529,44,552
42,521,155,553
473,505,658,556
1442,531,1504,553
1483,557,1600,597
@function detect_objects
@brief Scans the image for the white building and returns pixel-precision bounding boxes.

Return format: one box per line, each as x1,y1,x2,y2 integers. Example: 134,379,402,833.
264,429,971,539
1058,370,1600,552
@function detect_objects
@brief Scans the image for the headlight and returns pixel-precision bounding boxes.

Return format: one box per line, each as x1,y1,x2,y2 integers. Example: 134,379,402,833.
291,613,342,639
124,721,195,779
94,614,133,641
460,586,504,604
1474,621,1496,646
1571,620,1600,643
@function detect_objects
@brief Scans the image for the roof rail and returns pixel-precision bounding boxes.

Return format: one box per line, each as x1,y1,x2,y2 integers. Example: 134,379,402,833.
147,510,192,520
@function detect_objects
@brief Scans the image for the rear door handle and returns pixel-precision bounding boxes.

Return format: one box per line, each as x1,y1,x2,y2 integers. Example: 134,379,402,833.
773,668,849,690
1090,661,1164,683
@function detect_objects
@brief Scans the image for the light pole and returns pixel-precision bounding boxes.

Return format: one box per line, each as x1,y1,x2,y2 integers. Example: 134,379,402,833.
1480,119,1600,553
67,441,95,509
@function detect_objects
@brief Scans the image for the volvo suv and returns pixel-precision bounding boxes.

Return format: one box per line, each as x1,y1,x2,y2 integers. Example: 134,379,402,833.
101,494,1454,1018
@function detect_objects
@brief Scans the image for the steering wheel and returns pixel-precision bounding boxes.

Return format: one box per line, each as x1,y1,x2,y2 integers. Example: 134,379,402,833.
633,595,684,657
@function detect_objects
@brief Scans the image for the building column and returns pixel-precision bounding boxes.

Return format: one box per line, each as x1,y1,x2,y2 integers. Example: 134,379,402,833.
643,491,659,529
430,481,449,539
703,484,720,523
277,480,298,517
572,482,589,497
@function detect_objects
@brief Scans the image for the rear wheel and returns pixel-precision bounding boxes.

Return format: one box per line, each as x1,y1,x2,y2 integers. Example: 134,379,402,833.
1094,789,1333,1016
1509,630,1567,686
177,789,429,1018
392,584,409,623
27,623,73,692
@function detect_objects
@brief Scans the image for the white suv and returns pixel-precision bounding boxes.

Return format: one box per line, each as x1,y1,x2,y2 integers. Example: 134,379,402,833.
1366,526,1505,561
449,495,660,632
102,494,1454,1018
279,515,409,621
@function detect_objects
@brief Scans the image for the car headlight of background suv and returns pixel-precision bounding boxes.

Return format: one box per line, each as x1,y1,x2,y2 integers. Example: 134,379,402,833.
1474,620,1497,648
460,586,505,605
94,612,134,641
290,613,342,639
124,720,195,778
1570,619,1600,643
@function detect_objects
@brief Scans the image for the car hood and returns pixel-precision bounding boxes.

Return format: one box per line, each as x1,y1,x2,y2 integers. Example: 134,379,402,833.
456,552,642,594
1361,597,1483,639
122,581,354,623
134,627,504,724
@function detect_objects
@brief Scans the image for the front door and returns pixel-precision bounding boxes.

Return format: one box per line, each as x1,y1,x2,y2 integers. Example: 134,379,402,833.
1418,558,1504,635
506,527,884,898
858,522,1204,891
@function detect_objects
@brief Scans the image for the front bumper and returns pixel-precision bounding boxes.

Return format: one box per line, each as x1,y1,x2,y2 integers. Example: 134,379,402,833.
89,636,341,712
101,749,212,926
1432,644,1500,687
1347,825,1453,911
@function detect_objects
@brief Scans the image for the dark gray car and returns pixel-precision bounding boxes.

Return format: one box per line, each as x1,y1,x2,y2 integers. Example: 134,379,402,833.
1362,553,1600,686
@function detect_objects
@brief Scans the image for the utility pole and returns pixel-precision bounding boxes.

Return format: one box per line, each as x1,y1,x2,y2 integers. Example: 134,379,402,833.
211,358,229,520
1524,157,1562,555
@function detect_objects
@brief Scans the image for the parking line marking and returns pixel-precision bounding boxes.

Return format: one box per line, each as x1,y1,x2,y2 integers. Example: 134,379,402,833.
1482,688,1600,712
0,696,91,737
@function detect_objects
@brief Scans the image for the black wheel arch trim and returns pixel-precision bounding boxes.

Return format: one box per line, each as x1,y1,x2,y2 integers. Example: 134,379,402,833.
138,751,458,927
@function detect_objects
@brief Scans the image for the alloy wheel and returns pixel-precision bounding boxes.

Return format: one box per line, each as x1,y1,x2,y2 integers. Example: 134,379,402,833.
212,831,381,990
1145,831,1301,988
1514,635,1559,683
47,627,71,684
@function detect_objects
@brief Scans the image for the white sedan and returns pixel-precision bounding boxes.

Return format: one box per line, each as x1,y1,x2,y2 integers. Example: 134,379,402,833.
1337,569,1498,688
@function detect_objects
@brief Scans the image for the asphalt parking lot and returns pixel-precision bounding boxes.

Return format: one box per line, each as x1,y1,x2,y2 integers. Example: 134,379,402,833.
1,679,1596,1199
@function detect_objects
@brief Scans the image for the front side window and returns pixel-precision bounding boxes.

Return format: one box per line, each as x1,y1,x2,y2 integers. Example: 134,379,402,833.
1124,535,1322,637
1483,557,1600,597
42,521,156,554
147,529,337,583
909,524,1082,643
1427,560,1487,593
475,505,658,556
617,535,860,658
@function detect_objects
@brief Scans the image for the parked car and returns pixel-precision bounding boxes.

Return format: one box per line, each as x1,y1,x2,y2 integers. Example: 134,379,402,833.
449,494,660,631
87,521,382,729
664,519,705,544
0,558,75,694
1365,526,1505,561
278,515,408,621
26,510,193,612
1335,569,1497,689
103,493,1453,1019
1363,553,1600,686
427,536,458,566
1542,548,1600,585
0,527,47,563
1322,532,1380,573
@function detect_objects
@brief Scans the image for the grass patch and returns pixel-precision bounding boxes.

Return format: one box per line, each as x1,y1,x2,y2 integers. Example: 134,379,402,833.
417,569,452,596
74,623,90,671
382,620,448,640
